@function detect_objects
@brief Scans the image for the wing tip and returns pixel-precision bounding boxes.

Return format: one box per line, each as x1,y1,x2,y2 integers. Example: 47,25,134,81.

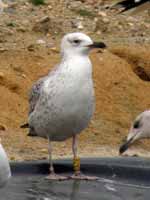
20,123,29,128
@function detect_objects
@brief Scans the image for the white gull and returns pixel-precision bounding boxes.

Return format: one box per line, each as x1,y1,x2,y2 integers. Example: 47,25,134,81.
120,110,150,154
21,32,106,180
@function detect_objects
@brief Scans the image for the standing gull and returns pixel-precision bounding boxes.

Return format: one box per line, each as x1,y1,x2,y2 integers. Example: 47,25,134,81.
119,110,150,154
21,32,106,180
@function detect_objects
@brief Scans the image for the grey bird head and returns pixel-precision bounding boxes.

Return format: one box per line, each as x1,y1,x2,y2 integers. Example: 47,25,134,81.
60,32,106,57
119,110,150,154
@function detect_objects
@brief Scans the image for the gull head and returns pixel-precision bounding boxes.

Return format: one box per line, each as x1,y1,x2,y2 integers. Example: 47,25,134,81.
61,32,106,58
119,110,150,154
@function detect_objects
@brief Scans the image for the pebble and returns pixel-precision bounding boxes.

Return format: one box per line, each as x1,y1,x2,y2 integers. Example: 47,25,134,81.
36,39,46,45
37,16,50,23
0,48,7,52
71,20,84,30
48,5,52,10
17,26,27,32
27,44,35,51
49,47,59,53
98,11,107,17
21,74,26,78
0,124,6,131
0,72,4,79
40,148,47,153
102,17,110,24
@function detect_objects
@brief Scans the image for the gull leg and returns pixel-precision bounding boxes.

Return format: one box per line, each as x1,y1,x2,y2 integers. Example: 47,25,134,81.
72,134,81,175
46,136,68,180
70,135,99,180
48,136,54,174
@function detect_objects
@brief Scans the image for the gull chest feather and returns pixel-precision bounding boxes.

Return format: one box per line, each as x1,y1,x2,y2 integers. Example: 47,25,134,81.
30,56,95,140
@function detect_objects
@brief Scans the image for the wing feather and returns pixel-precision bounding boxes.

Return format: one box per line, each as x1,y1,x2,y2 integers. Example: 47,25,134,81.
112,0,149,13
29,76,46,114
28,65,59,115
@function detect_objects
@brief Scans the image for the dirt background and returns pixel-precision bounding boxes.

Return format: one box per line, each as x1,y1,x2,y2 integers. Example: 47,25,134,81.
0,0,150,161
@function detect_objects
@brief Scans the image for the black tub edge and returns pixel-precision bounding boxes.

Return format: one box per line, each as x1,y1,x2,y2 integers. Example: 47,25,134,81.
10,157,150,182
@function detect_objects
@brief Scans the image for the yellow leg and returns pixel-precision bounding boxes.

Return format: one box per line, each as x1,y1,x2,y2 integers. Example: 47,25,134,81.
73,157,80,175
72,135,81,175
71,135,99,180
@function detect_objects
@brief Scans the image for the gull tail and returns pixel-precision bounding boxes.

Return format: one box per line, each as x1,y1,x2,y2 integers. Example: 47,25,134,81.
20,123,37,137
111,0,150,14
20,123,29,128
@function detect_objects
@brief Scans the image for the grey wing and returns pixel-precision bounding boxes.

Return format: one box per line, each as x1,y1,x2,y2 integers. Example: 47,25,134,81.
29,76,46,114
29,65,59,114
112,0,149,13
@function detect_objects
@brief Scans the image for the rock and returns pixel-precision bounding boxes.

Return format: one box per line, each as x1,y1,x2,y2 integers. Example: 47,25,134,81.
143,23,150,28
21,74,26,78
127,16,136,22
21,20,29,26
17,26,27,32
27,44,36,51
0,72,4,79
83,0,99,5
48,5,52,10
7,2,18,9
37,16,50,24
98,11,107,17
33,16,63,34
36,39,46,45
77,21,84,30
0,47,7,52
127,22,134,27
69,1,82,9
71,20,84,30
49,47,59,53
40,148,47,153
94,19,108,33
94,17,98,22
0,124,6,131
102,17,110,24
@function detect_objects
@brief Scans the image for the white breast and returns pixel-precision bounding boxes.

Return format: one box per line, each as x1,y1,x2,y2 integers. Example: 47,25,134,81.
29,55,95,141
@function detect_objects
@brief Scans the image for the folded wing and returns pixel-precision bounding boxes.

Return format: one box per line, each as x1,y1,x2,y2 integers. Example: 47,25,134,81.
112,0,150,14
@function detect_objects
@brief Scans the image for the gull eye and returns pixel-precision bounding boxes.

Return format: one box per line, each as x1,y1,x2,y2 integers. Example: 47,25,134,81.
133,120,141,129
73,39,81,44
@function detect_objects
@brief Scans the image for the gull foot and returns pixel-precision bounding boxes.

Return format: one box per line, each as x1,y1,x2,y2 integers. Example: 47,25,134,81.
45,173,69,181
70,173,99,181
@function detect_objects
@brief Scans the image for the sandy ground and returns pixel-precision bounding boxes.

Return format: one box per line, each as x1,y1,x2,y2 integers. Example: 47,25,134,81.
0,45,150,161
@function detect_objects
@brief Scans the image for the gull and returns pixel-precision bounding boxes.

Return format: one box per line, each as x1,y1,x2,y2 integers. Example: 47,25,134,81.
21,32,106,180
0,141,11,187
119,110,150,154
112,0,150,14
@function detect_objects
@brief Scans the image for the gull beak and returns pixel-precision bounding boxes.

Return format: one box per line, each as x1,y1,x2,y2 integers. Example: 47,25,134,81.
88,42,107,49
119,137,134,155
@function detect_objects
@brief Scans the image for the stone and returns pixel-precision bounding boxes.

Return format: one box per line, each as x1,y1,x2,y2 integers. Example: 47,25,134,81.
98,11,107,17
0,124,6,131
36,39,46,45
